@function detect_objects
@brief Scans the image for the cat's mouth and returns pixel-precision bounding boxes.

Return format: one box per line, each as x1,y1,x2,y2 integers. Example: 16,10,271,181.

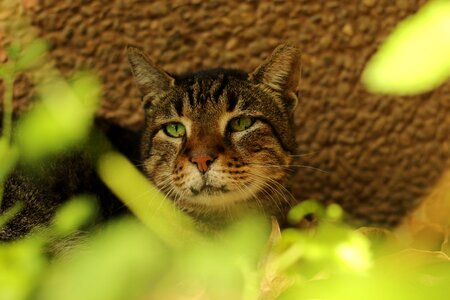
190,184,229,196
182,180,263,208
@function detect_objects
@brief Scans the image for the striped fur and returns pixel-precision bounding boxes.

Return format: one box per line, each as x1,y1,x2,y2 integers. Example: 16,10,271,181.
128,44,300,226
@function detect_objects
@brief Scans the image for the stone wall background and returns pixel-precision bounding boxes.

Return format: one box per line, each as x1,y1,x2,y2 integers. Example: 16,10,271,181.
1,0,450,225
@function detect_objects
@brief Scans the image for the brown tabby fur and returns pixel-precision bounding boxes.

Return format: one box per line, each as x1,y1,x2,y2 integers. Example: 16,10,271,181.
128,44,300,227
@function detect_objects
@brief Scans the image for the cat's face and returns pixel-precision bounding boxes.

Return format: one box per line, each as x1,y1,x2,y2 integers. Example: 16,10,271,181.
128,44,300,218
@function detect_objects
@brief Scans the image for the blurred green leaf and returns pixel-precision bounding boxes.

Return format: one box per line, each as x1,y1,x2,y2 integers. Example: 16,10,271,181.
6,41,21,61
326,203,343,221
273,219,372,283
287,199,325,224
0,138,19,182
362,0,450,95
156,216,269,300
0,202,23,229
15,39,48,72
334,230,372,272
15,73,100,161
51,195,97,236
97,151,201,247
0,236,47,300
38,218,168,300
0,65,9,78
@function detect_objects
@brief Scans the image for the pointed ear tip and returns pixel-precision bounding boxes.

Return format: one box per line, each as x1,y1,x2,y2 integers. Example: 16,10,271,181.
279,43,299,49
127,45,141,55
278,43,300,55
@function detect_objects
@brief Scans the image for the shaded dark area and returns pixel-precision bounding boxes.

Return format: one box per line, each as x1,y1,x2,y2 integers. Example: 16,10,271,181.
0,119,140,240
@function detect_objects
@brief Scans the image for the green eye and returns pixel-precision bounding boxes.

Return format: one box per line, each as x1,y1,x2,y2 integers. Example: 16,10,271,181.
229,117,254,132
164,123,186,138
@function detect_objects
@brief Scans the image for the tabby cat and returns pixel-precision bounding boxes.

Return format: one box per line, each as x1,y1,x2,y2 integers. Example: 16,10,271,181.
0,44,300,240
127,43,300,227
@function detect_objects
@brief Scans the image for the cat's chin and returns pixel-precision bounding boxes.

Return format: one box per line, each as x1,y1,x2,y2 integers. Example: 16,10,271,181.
182,184,261,209
189,184,229,196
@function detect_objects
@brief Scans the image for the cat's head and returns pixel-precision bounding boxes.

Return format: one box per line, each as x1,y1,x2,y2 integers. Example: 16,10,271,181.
128,44,300,219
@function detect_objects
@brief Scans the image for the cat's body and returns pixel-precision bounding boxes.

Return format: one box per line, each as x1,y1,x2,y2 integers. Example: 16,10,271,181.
0,121,134,240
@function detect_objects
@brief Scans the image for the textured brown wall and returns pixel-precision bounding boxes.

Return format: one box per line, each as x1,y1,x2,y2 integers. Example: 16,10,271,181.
2,0,450,225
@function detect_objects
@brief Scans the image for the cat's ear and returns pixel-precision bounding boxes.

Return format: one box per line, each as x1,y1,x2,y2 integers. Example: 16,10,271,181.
249,43,300,109
127,46,175,104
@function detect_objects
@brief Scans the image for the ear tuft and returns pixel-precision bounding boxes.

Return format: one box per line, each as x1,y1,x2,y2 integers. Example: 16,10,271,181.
127,46,174,104
250,44,300,106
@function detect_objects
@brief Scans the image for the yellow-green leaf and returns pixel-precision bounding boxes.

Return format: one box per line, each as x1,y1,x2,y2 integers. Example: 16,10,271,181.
15,39,48,72
362,0,450,95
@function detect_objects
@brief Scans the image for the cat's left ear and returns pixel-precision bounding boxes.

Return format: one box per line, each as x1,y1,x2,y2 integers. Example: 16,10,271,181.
249,43,300,110
127,46,175,105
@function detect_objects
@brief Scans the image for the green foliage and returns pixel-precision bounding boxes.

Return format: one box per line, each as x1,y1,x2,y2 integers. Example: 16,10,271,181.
2,9,450,300
38,218,168,300
0,235,47,300
362,0,450,95
0,138,18,182
0,202,23,229
0,40,48,144
15,73,100,162
51,195,97,236
97,151,200,247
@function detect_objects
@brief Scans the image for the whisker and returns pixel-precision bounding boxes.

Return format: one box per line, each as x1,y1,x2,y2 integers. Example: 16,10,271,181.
233,179,265,213
233,171,291,215
249,163,330,174
288,152,318,158
247,170,296,205
251,179,284,215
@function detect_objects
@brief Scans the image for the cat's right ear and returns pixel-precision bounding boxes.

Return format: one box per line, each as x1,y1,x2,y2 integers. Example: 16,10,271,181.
249,43,300,110
127,46,175,105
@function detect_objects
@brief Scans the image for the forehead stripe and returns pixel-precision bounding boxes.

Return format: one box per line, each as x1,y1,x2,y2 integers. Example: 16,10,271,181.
212,76,227,102
174,98,183,116
226,90,239,112
186,86,194,106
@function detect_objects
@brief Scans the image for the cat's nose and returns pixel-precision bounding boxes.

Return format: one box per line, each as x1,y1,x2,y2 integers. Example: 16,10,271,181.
189,153,216,174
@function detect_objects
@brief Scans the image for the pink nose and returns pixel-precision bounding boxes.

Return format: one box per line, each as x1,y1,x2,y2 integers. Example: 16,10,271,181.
190,154,215,173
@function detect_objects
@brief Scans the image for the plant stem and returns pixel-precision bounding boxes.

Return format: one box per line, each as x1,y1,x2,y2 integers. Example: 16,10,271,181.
0,182,4,208
0,73,14,207
97,151,203,247
2,75,14,144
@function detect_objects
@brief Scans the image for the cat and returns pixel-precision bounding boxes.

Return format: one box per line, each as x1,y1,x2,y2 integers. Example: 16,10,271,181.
127,43,300,228
1,44,300,240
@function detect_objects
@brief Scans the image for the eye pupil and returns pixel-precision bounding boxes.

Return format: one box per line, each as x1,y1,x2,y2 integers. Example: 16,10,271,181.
165,122,186,138
230,117,254,132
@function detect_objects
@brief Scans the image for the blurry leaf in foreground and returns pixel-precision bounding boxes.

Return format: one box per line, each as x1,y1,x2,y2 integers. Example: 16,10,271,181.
280,248,450,300
0,65,8,78
362,0,450,95
154,215,270,300
97,151,201,247
15,73,100,161
38,218,168,300
334,230,372,272
51,195,97,236
274,200,373,279
15,39,48,72
5,41,21,61
0,138,19,182
287,199,325,224
0,202,23,229
0,236,47,300
326,203,343,221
